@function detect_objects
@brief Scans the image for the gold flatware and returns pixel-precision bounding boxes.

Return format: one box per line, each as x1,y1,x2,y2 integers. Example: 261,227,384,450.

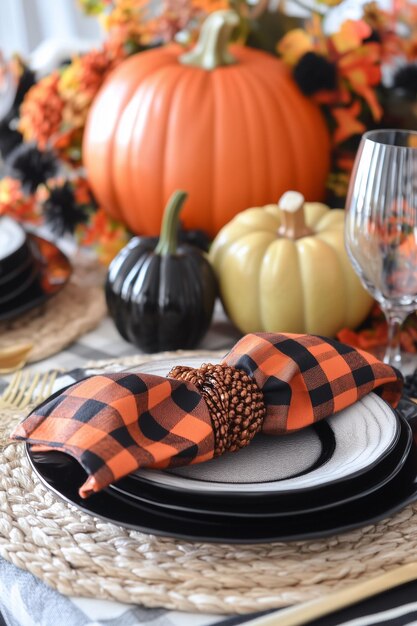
245,562,417,626
0,368,61,410
0,342,33,374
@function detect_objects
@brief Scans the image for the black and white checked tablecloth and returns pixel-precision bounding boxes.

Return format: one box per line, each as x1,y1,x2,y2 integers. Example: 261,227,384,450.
2,305,417,626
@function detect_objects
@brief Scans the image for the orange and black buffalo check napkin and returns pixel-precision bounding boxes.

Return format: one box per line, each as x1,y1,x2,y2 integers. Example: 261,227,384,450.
11,333,403,498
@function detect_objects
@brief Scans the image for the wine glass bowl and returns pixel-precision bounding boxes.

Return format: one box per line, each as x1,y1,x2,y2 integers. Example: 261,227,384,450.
345,129,417,367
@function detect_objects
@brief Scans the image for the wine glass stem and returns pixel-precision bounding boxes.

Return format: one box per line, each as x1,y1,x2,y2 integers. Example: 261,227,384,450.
382,309,407,366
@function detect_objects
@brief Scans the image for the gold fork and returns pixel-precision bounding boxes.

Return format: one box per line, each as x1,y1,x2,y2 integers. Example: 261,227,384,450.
0,368,62,410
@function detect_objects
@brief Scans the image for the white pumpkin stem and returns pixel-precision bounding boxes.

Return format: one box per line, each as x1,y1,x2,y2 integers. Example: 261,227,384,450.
180,10,239,71
277,191,314,239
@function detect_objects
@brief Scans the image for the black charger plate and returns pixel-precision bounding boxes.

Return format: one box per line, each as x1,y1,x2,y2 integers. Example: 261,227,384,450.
26,410,417,543
107,389,405,517
109,413,411,517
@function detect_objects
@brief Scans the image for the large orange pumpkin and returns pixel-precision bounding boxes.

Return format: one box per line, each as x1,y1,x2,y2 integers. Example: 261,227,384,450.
83,11,331,237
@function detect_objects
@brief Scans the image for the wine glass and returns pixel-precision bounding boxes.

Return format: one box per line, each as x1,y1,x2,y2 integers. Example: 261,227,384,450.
345,129,417,368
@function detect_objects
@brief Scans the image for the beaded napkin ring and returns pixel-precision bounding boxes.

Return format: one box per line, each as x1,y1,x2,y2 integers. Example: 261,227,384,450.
169,363,266,456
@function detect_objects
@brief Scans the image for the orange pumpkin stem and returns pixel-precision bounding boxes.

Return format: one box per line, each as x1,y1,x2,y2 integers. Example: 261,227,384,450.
277,191,314,240
180,10,239,71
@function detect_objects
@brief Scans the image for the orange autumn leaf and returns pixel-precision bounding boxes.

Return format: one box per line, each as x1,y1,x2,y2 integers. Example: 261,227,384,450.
332,101,366,144
77,207,129,264
348,79,383,120
337,325,388,351
338,44,382,85
338,43,383,120
337,328,362,348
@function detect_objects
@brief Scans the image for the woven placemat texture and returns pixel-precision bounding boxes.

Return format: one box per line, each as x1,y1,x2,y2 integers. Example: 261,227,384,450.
0,258,106,363
2,351,417,615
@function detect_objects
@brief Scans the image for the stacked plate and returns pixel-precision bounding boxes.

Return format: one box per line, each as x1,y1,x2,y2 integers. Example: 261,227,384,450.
0,216,71,321
28,357,417,543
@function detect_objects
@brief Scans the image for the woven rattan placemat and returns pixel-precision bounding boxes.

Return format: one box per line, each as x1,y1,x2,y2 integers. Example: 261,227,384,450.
0,258,106,363
2,351,417,615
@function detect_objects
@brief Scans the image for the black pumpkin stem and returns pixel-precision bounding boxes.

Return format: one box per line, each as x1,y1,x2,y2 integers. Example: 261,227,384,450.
155,190,188,256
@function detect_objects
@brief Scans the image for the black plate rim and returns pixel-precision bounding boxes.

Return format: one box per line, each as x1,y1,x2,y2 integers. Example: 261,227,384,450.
25,415,417,544
109,413,412,518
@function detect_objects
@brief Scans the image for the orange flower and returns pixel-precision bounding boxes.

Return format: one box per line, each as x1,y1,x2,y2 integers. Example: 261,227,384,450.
331,20,372,55
277,29,314,66
59,46,125,130
19,42,127,164
19,72,63,150
147,0,228,44
0,177,40,223
103,0,149,45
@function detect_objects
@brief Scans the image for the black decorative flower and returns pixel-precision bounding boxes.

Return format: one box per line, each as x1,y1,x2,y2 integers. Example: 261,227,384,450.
178,224,211,252
6,143,59,193
393,63,417,98
293,52,338,96
43,182,89,236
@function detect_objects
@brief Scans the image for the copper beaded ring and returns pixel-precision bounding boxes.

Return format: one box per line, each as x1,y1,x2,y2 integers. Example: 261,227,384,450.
168,363,266,457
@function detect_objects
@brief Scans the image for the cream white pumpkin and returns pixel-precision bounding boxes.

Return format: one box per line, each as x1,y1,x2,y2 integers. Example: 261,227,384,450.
209,192,373,337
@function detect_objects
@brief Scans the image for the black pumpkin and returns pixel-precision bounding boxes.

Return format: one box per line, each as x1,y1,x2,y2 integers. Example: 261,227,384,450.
106,191,217,353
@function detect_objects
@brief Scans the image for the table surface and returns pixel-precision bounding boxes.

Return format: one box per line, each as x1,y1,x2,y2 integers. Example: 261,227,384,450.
2,304,417,626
